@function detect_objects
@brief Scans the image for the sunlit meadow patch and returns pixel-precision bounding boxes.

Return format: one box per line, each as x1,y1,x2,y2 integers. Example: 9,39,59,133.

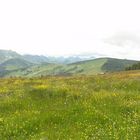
0,71,140,139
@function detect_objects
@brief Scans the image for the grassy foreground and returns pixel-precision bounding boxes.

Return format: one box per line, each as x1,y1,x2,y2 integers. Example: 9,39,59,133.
0,71,140,140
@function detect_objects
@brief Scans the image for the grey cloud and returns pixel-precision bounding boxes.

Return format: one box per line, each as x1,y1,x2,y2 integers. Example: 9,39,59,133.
103,32,140,47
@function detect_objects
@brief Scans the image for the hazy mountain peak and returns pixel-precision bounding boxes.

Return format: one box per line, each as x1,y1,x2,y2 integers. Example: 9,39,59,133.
0,49,20,64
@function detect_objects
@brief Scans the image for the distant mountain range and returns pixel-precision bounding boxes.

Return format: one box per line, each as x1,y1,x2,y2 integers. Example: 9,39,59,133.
0,49,139,77
0,50,95,64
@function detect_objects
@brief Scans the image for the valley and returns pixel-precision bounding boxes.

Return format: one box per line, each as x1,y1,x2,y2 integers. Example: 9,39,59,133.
0,50,139,77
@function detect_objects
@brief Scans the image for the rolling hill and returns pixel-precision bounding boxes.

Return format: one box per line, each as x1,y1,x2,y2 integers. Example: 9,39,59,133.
0,50,139,77
0,58,33,70
0,58,34,77
0,57,139,77
63,58,139,75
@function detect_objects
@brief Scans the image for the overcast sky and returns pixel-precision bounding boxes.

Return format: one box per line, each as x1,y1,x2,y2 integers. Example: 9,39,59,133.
0,0,140,60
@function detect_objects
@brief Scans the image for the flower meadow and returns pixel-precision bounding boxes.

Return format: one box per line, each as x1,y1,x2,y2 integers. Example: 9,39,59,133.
0,71,140,140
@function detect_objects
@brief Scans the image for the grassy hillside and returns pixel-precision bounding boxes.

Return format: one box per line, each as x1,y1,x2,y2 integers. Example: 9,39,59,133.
0,50,139,78
14,58,140,76
0,58,33,71
102,58,139,72
0,57,139,77
0,71,140,139
2,63,63,77
0,58,34,77
67,58,108,74
0,58,110,77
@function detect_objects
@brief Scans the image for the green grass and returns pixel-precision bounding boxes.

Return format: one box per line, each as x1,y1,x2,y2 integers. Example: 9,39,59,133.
0,71,140,139
68,58,108,74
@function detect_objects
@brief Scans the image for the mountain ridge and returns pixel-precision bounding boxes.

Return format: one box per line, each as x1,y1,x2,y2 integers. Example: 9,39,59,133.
0,50,139,77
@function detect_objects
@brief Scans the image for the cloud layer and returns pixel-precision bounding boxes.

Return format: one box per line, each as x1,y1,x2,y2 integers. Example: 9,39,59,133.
0,0,140,60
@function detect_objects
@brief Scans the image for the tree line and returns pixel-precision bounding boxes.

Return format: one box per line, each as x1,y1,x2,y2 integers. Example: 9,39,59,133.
125,62,140,71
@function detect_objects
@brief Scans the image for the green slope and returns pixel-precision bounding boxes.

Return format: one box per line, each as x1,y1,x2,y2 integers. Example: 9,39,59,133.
102,58,139,72
0,58,34,77
0,58,33,70
0,58,138,77
52,58,138,75
2,63,63,77
3,58,107,77
67,58,108,75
